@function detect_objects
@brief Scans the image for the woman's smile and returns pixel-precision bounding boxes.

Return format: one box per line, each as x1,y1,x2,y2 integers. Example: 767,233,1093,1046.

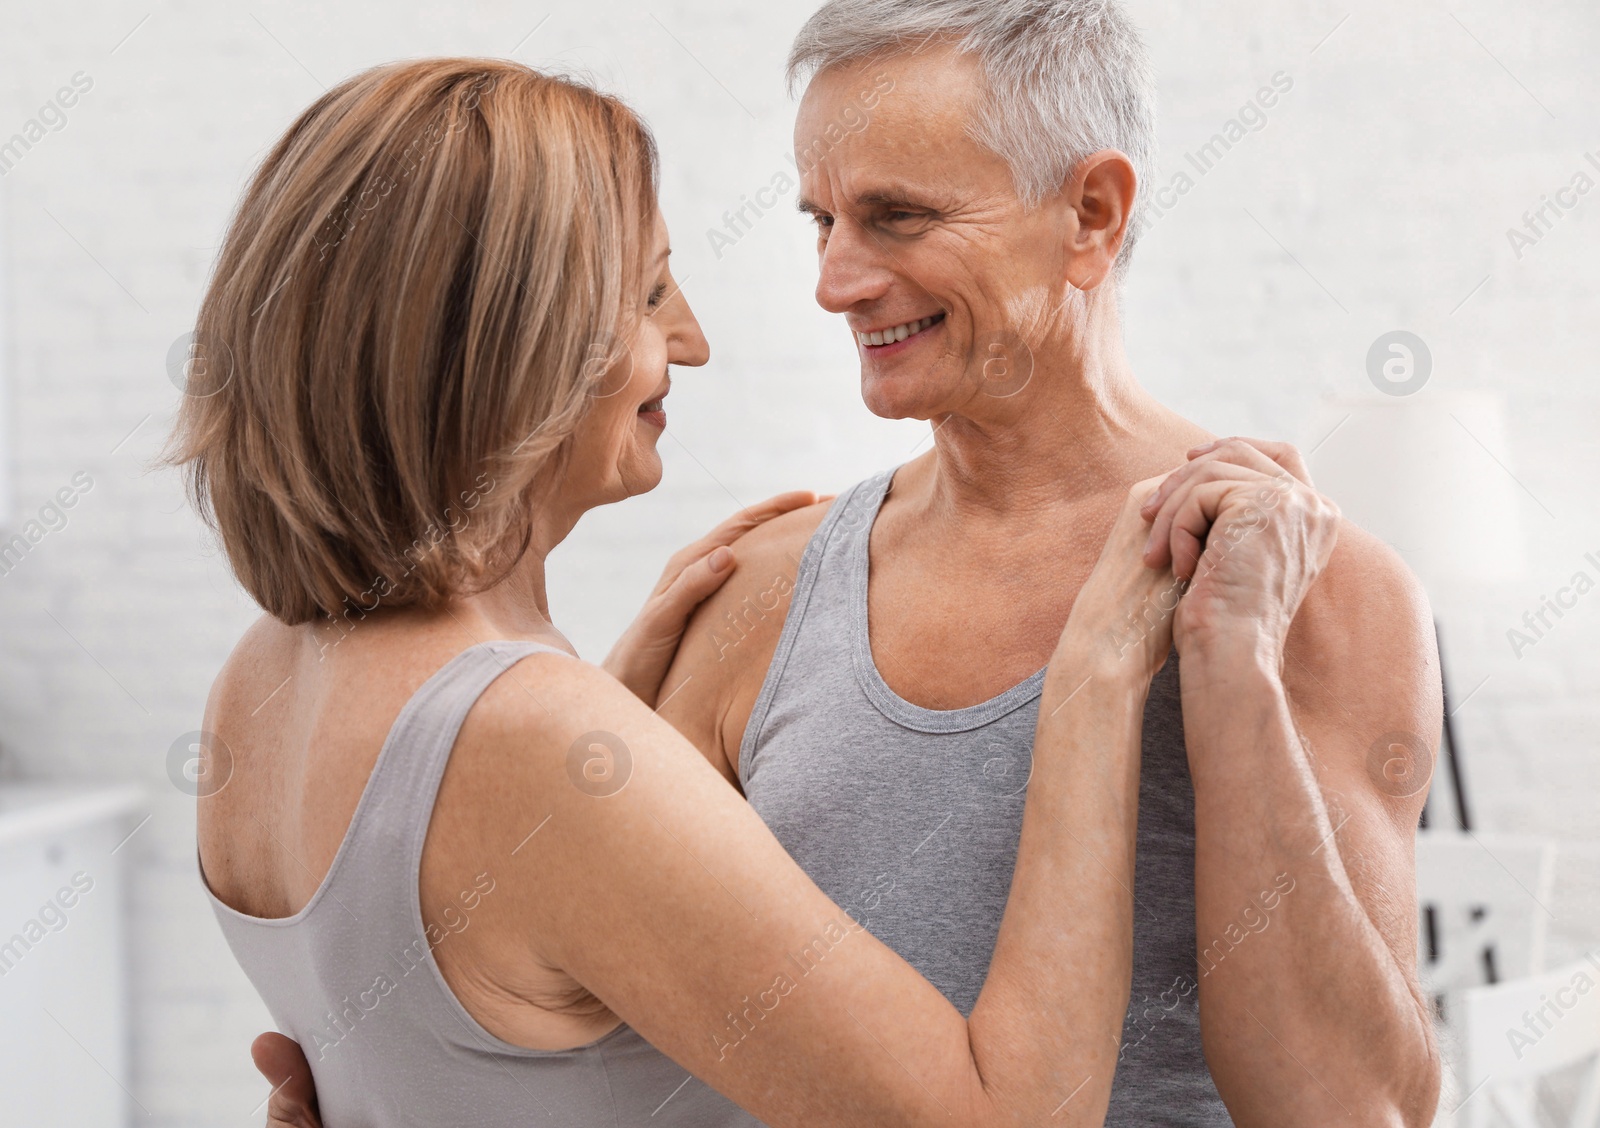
638,385,668,429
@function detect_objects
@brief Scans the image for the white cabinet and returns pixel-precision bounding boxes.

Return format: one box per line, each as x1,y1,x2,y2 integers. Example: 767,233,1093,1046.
0,785,143,1126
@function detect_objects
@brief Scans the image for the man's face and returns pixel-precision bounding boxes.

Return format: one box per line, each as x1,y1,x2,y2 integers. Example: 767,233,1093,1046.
794,45,1081,422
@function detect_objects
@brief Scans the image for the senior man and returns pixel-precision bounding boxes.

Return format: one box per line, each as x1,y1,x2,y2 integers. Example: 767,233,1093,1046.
260,1,1443,1123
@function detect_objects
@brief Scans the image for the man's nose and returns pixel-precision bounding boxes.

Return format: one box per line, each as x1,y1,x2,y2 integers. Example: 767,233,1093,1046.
814,219,894,314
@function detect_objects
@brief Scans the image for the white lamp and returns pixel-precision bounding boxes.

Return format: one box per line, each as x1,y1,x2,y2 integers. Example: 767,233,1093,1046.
1307,389,1528,829
1308,390,1527,591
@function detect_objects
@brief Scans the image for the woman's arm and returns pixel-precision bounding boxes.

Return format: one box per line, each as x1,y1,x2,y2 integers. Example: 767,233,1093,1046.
481,653,1144,1125
433,480,1172,1127
601,491,821,705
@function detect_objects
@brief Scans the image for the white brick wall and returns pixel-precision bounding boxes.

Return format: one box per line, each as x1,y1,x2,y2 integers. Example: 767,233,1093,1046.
0,0,1593,1121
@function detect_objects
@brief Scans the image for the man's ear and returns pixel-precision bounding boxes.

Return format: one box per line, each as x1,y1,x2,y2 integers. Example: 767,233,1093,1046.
1063,149,1136,291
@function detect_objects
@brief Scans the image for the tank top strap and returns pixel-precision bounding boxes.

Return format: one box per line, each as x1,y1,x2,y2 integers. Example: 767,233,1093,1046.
826,465,896,550
205,636,762,1125
737,469,894,789
318,639,568,919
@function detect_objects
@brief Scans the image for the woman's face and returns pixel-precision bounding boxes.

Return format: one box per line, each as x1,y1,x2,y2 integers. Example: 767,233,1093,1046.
561,211,709,509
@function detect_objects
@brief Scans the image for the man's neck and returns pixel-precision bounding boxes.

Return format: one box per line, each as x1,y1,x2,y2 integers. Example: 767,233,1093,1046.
903,311,1201,525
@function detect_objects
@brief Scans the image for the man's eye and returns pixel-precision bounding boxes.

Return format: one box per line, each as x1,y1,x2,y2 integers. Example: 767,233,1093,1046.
812,214,834,229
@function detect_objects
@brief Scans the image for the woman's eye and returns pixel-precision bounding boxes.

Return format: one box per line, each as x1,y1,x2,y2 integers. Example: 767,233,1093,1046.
647,283,668,308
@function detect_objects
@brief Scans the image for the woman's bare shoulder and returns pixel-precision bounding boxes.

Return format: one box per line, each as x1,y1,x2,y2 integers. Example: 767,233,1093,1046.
451,644,665,779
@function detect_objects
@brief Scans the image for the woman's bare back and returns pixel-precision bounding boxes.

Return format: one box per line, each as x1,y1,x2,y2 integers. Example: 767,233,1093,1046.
198,610,623,1050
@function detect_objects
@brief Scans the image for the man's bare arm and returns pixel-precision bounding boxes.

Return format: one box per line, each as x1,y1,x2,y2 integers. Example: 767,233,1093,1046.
1190,521,1442,1126
654,500,831,787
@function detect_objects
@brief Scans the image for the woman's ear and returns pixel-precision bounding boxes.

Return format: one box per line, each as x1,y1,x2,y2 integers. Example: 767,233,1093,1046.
1063,149,1136,291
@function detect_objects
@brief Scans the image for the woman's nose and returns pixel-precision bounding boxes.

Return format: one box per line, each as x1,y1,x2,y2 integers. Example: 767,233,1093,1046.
666,301,710,368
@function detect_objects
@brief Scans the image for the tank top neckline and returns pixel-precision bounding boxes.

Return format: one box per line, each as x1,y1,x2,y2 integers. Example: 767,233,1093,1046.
198,637,567,931
846,467,1047,734
200,637,651,1063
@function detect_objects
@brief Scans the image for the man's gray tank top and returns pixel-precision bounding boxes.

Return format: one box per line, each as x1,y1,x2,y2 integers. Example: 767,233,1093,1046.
740,469,1233,1125
204,639,760,1127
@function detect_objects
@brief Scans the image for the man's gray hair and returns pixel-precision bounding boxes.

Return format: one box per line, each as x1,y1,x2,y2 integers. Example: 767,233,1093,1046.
788,0,1157,272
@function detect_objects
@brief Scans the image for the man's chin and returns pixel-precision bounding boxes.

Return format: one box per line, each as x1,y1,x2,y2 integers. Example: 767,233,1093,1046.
859,371,970,423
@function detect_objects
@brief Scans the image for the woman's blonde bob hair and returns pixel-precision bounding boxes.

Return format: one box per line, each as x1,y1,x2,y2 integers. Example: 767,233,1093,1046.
168,58,659,625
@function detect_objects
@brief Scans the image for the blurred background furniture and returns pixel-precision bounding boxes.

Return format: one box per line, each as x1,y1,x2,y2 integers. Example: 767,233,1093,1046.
1417,830,1557,1001
1455,951,1600,1128
0,784,144,1127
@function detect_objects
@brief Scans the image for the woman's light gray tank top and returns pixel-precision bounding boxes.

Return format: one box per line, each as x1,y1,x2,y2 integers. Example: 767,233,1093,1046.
740,469,1233,1125
204,639,760,1128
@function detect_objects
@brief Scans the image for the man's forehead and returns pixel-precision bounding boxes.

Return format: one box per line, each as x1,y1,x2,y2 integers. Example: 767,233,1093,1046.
794,95,978,201
792,119,1006,216
787,46,1016,216
793,42,983,139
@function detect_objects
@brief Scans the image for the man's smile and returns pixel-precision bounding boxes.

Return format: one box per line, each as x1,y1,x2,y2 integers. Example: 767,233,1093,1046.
854,311,946,350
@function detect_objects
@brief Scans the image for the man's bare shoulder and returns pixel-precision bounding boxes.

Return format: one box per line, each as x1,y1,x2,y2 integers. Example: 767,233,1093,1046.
1285,518,1443,798
735,494,835,562
656,497,834,781
1289,519,1438,698
677,497,831,668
